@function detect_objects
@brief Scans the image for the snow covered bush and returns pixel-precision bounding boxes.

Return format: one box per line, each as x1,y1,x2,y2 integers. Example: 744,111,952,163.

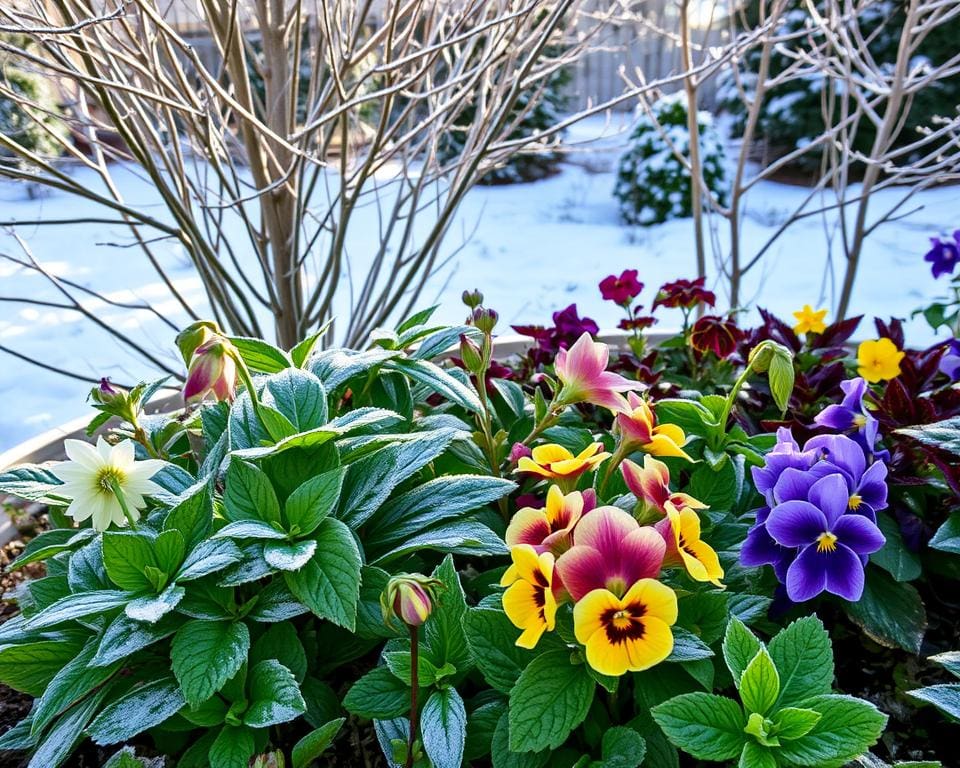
614,94,727,226
0,36,67,166
720,0,960,170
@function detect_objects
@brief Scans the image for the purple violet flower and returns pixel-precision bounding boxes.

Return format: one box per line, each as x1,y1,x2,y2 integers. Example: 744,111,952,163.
765,474,885,601
804,434,888,518
814,378,883,457
924,232,960,279
940,338,960,381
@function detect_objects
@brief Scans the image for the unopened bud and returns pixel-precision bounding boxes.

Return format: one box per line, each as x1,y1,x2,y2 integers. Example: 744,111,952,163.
251,754,285,768
509,442,532,464
90,377,127,406
459,334,484,373
462,289,484,310
381,574,443,629
183,338,238,404
175,320,222,366
472,307,499,335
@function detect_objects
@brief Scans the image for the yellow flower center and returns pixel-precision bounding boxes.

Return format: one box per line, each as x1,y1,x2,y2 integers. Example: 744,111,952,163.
95,466,126,495
853,414,867,428
848,494,863,510
816,531,838,553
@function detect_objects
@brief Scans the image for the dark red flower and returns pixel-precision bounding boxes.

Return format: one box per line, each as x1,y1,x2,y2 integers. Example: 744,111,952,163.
599,270,643,305
690,315,745,359
619,315,657,332
652,277,716,310
552,304,599,342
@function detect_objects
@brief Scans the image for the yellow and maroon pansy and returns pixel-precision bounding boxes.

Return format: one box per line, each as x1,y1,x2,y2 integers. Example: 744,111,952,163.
500,544,558,649
573,578,678,676
614,393,691,460
555,506,666,601
505,485,596,556
621,455,707,517
655,502,725,588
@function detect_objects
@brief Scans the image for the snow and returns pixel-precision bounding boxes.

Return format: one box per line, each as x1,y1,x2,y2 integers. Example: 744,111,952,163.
1,113,958,452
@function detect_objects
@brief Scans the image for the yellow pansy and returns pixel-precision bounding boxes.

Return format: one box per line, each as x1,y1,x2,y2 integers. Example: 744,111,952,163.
501,544,558,649
857,338,905,383
655,503,725,588
573,579,677,677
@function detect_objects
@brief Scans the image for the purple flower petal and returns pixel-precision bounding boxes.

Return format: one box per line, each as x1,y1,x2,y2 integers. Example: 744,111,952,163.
785,545,828,602
815,403,855,432
772,467,820,504
766,501,828,548
806,434,866,484
823,543,866,601
856,460,888,512
808,474,850,526
839,377,867,410
834,513,885,555
740,523,786,567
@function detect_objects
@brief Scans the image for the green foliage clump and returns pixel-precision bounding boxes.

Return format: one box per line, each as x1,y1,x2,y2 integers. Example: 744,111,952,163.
614,94,728,226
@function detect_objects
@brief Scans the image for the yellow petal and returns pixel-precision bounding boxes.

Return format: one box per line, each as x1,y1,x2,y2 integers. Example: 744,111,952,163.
644,432,692,460
532,444,574,464
623,578,678,625
503,581,542,630
572,588,621,645
517,456,553,477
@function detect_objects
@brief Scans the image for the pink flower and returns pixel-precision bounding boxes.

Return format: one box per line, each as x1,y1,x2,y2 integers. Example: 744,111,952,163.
599,270,643,305
555,506,666,600
506,486,597,556
622,455,707,516
555,332,639,411
615,393,691,459
183,338,237,403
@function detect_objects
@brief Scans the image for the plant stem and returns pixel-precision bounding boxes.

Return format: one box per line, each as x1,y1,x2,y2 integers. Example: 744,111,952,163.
109,479,138,529
598,440,630,500
717,363,754,432
406,625,420,768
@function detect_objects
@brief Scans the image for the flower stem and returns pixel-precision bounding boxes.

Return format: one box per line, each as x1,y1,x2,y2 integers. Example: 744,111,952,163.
109,479,138,529
406,624,420,768
717,362,755,432
598,440,629,500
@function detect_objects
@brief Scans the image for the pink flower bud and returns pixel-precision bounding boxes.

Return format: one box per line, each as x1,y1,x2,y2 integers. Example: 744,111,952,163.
509,442,533,464
459,334,484,373
175,320,222,365
183,339,237,404
381,574,443,629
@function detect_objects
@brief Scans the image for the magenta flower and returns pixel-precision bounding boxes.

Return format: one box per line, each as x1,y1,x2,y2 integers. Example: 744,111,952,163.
554,332,640,411
924,232,960,279
652,277,716,310
765,474,884,601
555,506,666,600
599,270,643,305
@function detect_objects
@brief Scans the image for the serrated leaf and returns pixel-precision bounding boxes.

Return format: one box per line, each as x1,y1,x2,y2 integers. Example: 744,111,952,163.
265,539,317,571
844,568,926,654
292,718,345,768
652,692,746,761
24,590,129,631
906,683,960,719
929,513,960,554
507,649,594,752
343,666,410,720
209,724,255,768
171,620,250,707
284,518,361,630
0,634,87,696
775,694,886,768
464,608,537,693
775,707,822,740
244,659,307,728
284,469,343,536
224,459,281,524
872,512,921,582
724,616,763,685
740,648,780,715
768,616,833,709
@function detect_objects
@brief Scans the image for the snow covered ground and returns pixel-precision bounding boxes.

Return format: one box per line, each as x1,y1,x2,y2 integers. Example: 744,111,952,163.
1,114,957,452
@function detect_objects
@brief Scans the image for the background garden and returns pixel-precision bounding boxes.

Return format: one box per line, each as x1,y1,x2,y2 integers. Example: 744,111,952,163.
0,1,958,767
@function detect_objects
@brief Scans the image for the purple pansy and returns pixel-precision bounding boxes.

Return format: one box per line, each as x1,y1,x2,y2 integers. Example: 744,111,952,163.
940,339,960,381
924,232,960,279
804,434,888,518
814,378,883,458
765,474,885,601
750,428,817,507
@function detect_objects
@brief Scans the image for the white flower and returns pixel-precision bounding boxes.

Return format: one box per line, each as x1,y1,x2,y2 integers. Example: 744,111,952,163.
52,437,165,532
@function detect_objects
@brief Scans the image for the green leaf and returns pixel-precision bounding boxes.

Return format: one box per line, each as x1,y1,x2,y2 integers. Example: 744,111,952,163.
768,616,833,709
342,666,410,720
24,590,129,630
768,349,795,412
102,531,157,592
929,513,960,554
264,539,317,571
871,512,921,582
426,555,473,672
283,517,361,630
421,687,467,768
906,683,960,719
209,724,256,768
383,650,441,687
775,707,822,740
775,694,886,768
224,459,281,524
125,584,185,623
176,538,242,582
0,634,87,696
250,621,308,682
213,520,288,541
740,648,780,716
465,699,506,761
507,649,595,752
88,678,185,745
651,692,746,761
384,357,482,412
171,620,250,707
740,741,777,768
492,711,550,768
292,718,345,768
844,568,926,654
929,650,960,679
92,613,181,667
666,627,714,662
28,685,109,768
284,469,343,536
31,638,120,734
6,528,94,571
228,336,292,373
896,415,960,458
723,616,763,685
163,484,213,550
0,463,64,504
291,324,331,368
464,608,538,693
264,368,328,431
601,726,646,768
244,659,307,728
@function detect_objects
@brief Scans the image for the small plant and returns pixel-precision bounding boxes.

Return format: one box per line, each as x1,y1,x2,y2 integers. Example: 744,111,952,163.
614,94,728,225
653,616,887,767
